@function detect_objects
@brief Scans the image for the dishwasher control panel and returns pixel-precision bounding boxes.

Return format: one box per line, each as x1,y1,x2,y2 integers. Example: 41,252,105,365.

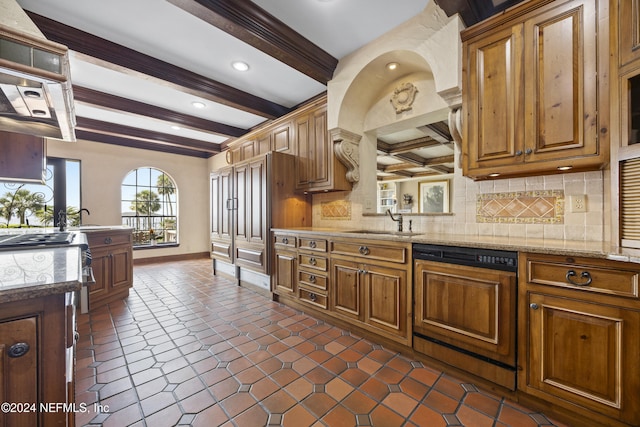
413,244,517,272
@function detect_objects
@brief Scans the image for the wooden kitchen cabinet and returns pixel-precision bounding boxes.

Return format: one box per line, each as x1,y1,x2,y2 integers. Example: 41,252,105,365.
519,253,640,427
413,259,517,390
86,229,133,309
462,0,607,179
617,0,640,68
297,236,329,311
210,152,311,276
0,293,75,426
295,102,351,192
0,130,46,183
330,239,411,345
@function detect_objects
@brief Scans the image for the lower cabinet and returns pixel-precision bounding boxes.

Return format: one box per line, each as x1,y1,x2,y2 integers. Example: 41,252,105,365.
519,253,640,427
0,293,75,426
86,229,133,309
272,231,411,347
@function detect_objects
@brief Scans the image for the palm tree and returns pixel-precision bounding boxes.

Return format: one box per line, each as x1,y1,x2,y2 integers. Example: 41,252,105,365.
156,174,175,217
130,190,161,215
12,189,45,226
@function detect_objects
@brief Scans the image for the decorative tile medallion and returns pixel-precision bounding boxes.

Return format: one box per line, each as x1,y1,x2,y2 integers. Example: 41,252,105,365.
320,200,352,220
476,190,564,224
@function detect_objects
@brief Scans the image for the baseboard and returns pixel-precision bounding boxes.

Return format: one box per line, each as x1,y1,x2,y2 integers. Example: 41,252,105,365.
133,252,210,265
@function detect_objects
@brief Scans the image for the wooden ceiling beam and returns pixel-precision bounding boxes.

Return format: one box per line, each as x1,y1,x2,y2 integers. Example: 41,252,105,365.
27,12,289,119
73,86,246,138
167,0,338,84
75,117,221,157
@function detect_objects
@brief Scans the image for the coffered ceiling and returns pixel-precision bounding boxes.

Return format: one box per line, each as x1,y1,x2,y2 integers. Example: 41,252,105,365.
12,0,525,158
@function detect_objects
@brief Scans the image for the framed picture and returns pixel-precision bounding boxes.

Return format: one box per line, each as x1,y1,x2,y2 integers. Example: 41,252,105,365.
419,180,450,213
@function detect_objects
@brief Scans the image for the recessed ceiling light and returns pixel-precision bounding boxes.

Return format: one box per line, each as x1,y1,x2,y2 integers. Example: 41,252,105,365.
191,101,206,109
386,62,399,71
232,61,250,71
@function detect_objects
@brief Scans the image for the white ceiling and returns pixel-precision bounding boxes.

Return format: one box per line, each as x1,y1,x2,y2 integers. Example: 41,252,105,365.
14,0,431,151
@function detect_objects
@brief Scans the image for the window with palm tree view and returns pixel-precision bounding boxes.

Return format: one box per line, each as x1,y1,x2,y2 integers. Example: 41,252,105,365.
0,158,81,229
122,167,177,247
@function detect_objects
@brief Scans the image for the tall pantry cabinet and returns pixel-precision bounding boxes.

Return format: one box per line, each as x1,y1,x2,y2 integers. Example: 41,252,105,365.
210,151,311,283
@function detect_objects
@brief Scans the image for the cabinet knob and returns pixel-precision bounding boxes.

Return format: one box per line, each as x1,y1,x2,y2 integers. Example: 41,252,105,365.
309,257,317,266
104,237,112,244
566,270,593,286
525,148,533,155
530,303,539,310
358,246,370,255
309,241,317,249
282,237,288,244
515,150,523,156
8,342,30,358
308,275,316,284
309,292,317,302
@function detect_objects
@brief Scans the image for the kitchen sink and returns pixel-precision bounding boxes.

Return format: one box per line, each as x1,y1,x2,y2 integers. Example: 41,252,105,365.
344,229,423,237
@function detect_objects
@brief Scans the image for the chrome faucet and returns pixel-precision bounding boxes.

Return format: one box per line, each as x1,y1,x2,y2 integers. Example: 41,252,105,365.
386,209,403,232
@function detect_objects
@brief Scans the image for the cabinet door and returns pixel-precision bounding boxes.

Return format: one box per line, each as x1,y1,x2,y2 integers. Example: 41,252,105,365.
233,163,248,242
295,112,313,188
331,259,361,321
618,0,640,67
310,107,329,186
464,24,524,172
89,248,110,301
256,133,271,155
523,0,598,162
272,122,292,154
111,245,133,290
247,158,266,244
0,317,38,427
524,293,640,424
274,250,296,295
414,260,516,365
364,264,407,338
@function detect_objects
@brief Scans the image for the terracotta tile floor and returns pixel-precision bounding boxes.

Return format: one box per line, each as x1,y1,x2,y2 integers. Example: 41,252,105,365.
76,259,567,427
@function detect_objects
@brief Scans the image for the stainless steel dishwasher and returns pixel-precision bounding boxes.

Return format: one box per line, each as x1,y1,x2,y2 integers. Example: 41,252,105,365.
412,244,518,390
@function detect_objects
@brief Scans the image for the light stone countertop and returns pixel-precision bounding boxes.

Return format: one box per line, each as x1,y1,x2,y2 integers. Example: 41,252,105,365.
272,227,640,263
0,231,89,303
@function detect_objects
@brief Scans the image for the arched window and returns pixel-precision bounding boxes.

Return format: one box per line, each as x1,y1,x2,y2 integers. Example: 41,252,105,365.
121,168,177,247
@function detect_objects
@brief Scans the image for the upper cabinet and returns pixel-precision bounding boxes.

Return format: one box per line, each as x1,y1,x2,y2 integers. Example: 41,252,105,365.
224,94,352,193
462,0,609,179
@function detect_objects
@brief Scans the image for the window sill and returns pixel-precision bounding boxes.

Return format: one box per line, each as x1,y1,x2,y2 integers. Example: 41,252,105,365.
133,243,179,250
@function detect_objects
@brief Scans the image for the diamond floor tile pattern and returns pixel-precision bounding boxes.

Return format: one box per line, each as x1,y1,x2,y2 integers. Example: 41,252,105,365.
75,259,568,426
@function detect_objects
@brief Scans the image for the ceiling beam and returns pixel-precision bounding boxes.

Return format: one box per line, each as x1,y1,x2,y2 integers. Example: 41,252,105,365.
73,86,246,139
434,0,528,27
167,0,338,84
26,12,289,119
75,117,221,158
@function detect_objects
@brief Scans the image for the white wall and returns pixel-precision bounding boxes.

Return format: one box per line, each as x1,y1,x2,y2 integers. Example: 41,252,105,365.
47,138,210,259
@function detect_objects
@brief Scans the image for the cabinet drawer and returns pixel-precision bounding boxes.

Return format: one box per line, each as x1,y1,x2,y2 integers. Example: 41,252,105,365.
525,256,639,299
86,231,132,248
298,287,328,309
299,254,327,272
298,237,327,252
331,240,407,263
298,270,327,291
274,234,296,249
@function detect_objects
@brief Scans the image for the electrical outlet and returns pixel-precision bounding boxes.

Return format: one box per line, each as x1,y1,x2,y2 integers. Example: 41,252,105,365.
569,195,587,213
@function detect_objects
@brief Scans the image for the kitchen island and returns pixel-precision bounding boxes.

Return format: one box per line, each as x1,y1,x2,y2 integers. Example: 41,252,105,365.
0,237,86,427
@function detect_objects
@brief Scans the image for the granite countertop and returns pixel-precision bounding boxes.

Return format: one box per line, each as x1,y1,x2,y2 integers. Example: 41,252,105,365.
272,227,640,263
0,231,88,303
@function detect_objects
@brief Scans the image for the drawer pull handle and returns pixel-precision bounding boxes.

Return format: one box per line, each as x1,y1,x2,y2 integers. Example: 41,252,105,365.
8,342,30,358
282,237,288,244
309,257,317,266
309,275,316,283
359,246,370,255
530,303,539,310
309,241,317,249
566,270,592,286
309,292,317,302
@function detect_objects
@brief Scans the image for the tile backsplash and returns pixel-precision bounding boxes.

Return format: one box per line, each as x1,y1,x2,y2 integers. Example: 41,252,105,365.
312,169,606,242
